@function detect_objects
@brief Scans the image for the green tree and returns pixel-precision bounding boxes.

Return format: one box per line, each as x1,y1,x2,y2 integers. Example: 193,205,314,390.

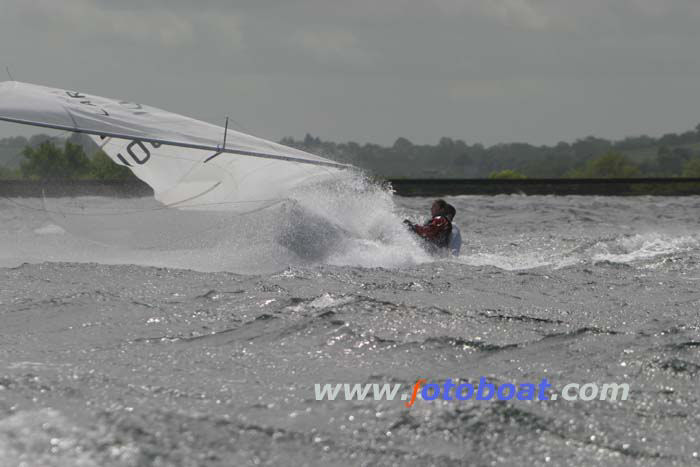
90,150,136,180
489,169,528,179
0,165,20,179
280,122,700,178
682,157,700,177
567,152,640,178
0,136,29,169
392,137,413,152
656,146,690,176
20,141,91,180
572,136,612,161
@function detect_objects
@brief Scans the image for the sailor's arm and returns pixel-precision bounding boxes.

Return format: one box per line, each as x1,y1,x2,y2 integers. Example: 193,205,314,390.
412,217,449,239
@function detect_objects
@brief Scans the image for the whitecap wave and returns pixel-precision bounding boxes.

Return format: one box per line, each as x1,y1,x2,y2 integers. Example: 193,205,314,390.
589,233,698,264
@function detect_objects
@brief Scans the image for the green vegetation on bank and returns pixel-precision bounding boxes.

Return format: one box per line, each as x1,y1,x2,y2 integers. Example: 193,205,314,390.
489,169,528,180
566,152,640,178
1,139,136,181
89,151,135,180
1,123,700,180
682,157,700,177
21,141,91,180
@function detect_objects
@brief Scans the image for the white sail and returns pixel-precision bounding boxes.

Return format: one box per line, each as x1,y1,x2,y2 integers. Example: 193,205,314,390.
0,81,350,211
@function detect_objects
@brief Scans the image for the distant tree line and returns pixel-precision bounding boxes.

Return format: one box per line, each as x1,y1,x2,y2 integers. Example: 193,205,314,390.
281,123,700,178
2,123,700,180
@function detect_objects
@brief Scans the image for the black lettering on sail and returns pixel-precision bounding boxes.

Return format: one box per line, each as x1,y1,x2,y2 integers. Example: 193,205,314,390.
65,91,110,116
116,153,132,167
119,101,143,110
126,140,151,164
119,101,146,115
116,140,152,166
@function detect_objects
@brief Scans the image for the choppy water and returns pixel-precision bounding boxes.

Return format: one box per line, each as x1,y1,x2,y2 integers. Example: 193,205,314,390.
2,189,700,466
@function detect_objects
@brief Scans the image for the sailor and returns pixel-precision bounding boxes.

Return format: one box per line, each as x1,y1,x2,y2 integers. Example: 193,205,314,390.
445,203,462,256
404,199,452,252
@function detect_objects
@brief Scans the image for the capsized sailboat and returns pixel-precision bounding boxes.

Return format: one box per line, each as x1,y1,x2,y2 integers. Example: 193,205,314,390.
0,81,352,211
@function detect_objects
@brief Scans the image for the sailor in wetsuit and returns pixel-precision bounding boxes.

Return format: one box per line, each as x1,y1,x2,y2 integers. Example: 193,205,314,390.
404,199,452,253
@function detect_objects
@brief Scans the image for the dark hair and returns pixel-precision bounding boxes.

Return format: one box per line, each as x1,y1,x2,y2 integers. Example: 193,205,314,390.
433,199,448,211
445,203,456,221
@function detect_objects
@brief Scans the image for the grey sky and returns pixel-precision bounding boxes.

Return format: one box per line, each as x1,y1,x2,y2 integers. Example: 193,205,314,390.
1,0,699,146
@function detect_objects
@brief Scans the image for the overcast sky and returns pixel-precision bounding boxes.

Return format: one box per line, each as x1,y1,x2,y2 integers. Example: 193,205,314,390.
1,0,699,146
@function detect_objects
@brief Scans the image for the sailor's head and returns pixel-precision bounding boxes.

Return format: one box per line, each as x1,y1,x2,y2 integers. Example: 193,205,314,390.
431,199,448,217
445,203,456,222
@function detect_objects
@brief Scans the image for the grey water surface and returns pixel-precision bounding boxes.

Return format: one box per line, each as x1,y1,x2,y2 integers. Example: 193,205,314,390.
1,194,700,466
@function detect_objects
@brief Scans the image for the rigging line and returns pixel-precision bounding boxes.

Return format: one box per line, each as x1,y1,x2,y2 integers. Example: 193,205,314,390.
153,136,244,192
98,137,218,163
222,117,229,150
5,137,229,198
205,117,230,164
223,116,312,160
0,115,351,170
5,67,14,81
98,142,276,176
82,134,341,173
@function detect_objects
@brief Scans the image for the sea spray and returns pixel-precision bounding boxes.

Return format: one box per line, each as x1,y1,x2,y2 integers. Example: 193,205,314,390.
26,172,430,272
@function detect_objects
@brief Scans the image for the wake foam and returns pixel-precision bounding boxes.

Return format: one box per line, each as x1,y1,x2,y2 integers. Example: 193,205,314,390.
454,232,700,272
588,233,699,264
